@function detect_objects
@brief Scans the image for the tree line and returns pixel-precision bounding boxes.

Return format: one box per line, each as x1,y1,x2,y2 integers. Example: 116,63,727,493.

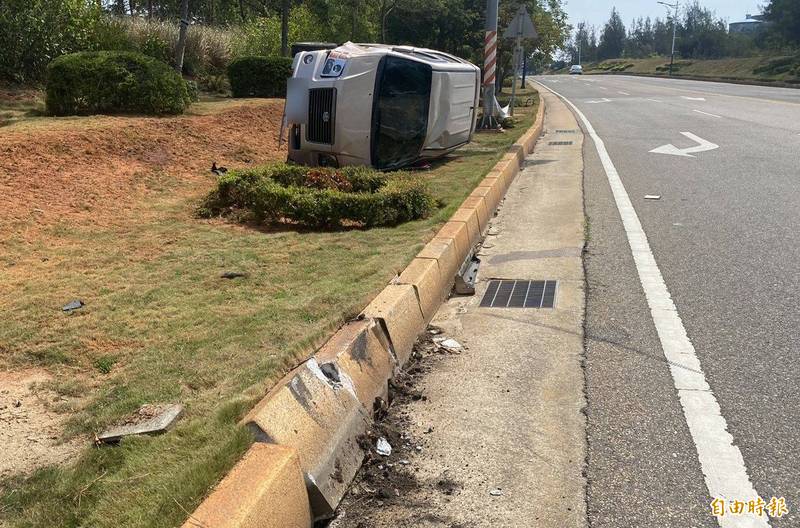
566,0,800,65
0,0,569,86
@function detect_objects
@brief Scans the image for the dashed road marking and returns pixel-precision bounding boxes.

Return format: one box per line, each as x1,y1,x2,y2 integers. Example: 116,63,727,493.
536,80,769,528
693,109,722,118
618,91,631,95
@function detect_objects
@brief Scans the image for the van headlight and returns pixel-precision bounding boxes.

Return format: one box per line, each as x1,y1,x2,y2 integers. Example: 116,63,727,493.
321,57,346,77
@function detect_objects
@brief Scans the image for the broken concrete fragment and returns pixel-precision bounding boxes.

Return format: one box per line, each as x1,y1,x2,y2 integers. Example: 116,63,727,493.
62,300,84,312
97,403,183,444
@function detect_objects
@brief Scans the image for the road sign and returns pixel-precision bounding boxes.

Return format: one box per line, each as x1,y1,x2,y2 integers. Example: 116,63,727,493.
503,6,538,116
504,5,538,40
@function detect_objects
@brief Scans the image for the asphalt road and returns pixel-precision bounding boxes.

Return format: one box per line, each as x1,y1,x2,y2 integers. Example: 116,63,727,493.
533,74,800,527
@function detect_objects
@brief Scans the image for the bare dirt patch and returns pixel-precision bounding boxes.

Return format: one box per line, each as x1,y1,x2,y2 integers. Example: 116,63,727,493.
0,97,285,476
0,369,83,479
0,98,285,239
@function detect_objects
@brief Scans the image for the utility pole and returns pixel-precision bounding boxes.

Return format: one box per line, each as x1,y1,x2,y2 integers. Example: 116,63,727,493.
658,1,679,76
478,0,499,129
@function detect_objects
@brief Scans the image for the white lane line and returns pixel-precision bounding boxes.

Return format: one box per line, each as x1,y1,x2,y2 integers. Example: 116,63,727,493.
682,96,707,101
598,86,608,91
618,91,631,95
646,98,664,103
694,109,722,118
536,81,769,528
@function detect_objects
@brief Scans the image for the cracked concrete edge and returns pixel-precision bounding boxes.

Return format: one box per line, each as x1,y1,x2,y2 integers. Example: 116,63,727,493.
181,98,546,527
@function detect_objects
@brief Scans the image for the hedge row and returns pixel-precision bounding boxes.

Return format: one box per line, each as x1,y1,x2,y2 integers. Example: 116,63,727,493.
46,51,194,116
202,163,433,228
227,56,294,98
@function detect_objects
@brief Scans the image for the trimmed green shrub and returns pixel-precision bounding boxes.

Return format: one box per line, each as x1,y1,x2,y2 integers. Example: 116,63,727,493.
227,56,293,98
201,163,434,228
45,51,192,116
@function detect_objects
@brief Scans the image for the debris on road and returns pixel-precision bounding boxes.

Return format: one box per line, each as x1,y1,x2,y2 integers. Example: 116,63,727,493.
376,437,392,456
96,403,184,444
437,338,463,353
490,488,504,496
332,328,451,523
644,195,661,200
62,300,84,312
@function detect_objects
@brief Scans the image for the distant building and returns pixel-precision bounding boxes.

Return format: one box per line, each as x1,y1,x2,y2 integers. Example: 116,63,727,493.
729,13,767,34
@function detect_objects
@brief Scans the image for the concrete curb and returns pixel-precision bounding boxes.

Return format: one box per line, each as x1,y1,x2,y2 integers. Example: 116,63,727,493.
184,99,545,527
180,443,311,528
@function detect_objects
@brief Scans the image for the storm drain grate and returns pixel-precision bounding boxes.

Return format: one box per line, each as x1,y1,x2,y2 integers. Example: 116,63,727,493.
555,129,577,133
548,141,573,146
480,280,558,308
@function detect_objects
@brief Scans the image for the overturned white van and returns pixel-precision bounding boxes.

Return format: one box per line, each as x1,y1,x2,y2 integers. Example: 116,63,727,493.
285,42,481,170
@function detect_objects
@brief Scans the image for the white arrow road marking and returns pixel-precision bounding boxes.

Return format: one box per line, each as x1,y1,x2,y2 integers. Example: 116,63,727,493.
618,91,631,95
585,98,612,104
537,80,770,528
650,132,719,158
681,96,706,101
693,109,722,118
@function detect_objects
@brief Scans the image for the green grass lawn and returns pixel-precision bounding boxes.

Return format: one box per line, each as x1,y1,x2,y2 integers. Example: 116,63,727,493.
576,55,800,84
0,95,538,528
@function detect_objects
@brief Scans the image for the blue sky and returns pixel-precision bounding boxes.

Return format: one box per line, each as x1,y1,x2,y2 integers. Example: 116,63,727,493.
563,0,767,30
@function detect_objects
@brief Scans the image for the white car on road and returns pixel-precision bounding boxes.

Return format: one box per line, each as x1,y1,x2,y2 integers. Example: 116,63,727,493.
569,64,583,75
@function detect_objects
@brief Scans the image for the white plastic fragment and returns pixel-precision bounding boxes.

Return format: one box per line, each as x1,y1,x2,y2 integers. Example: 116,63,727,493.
644,195,661,200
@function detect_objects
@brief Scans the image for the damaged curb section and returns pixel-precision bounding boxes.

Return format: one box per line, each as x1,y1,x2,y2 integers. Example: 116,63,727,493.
181,100,546,528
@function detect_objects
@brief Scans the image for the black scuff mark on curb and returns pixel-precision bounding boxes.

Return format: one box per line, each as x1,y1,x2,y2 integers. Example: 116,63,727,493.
324,328,469,528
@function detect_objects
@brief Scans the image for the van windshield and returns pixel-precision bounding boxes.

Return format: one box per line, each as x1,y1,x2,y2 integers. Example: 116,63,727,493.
371,56,433,170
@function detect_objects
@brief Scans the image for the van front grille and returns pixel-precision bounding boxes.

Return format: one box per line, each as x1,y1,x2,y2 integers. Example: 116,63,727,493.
307,87,336,144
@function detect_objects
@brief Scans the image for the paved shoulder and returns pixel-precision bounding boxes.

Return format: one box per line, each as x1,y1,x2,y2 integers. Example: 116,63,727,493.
333,91,588,527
